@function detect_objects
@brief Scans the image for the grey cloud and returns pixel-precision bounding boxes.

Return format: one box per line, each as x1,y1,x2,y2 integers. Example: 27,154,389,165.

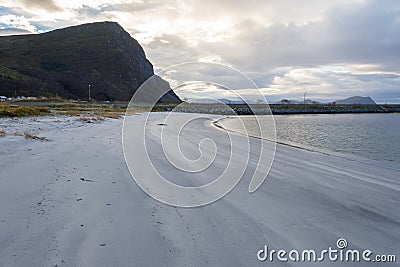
103,1,166,13
273,70,400,103
188,0,351,24
145,34,204,70
310,0,400,72
218,0,400,72
0,27,31,35
18,0,62,12
141,0,400,76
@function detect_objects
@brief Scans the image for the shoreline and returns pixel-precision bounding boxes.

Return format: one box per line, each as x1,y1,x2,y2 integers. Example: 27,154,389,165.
213,115,400,169
2,102,400,118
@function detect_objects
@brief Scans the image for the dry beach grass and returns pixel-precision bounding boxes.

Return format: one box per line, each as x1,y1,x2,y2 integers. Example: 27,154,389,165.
0,103,49,117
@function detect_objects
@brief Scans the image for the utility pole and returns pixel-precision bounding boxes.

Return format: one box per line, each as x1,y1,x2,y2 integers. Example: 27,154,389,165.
304,92,307,105
88,84,91,102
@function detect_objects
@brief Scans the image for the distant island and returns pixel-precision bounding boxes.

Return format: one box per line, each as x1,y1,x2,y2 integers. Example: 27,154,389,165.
334,96,376,105
0,21,181,103
275,96,377,105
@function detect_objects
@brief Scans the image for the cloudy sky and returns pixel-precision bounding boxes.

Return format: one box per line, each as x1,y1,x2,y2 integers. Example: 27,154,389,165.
1,0,399,103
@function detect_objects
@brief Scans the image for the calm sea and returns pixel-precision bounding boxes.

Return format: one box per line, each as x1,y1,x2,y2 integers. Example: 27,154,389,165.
222,113,400,163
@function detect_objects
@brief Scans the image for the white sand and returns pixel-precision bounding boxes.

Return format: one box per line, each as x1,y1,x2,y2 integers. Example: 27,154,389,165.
0,113,399,266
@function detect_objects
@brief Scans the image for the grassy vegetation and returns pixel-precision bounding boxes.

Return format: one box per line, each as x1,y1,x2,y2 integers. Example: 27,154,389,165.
24,132,47,140
0,101,127,118
76,116,105,122
0,101,179,118
0,103,49,117
1,101,399,118
0,129,46,140
52,103,126,118
0,67,34,81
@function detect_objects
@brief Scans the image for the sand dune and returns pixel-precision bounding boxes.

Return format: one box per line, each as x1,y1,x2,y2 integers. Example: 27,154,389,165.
0,113,399,266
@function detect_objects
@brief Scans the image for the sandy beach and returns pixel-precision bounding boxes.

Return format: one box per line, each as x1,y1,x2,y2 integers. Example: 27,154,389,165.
0,113,399,266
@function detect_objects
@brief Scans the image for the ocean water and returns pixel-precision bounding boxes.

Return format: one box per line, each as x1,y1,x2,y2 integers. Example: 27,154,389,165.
222,113,400,163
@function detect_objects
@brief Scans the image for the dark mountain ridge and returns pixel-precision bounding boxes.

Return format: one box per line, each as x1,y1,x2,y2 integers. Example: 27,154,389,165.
0,21,181,103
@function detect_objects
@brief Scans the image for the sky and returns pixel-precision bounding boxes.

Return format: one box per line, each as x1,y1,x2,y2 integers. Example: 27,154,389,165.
0,0,399,103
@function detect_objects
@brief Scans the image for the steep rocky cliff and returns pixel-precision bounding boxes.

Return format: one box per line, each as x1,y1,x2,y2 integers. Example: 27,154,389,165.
0,21,181,103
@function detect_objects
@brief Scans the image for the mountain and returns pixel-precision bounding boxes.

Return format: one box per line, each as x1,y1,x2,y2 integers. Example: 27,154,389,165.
274,96,377,105
185,98,248,104
275,99,322,105
218,98,246,105
334,96,376,105
0,21,181,103
186,98,220,104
